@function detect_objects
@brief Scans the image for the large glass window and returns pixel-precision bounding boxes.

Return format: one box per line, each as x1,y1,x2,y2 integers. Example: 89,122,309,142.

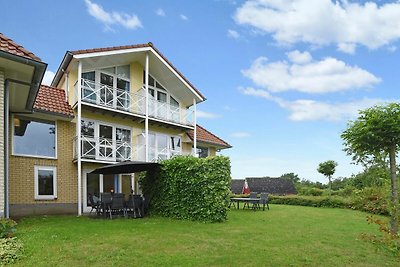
197,147,209,158
34,166,57,200
13,116,56,158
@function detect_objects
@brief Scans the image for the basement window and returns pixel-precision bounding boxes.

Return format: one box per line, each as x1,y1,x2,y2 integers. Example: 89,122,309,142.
34,166,57,200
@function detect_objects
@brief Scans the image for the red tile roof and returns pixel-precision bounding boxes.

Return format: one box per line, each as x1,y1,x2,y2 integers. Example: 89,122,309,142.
187,125,231,149
33,85,74,118
0,33,41,61
70,42,205,101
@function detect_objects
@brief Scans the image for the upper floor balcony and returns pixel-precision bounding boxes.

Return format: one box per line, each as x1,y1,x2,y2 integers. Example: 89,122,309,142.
73,135,184,163
73,79,194,128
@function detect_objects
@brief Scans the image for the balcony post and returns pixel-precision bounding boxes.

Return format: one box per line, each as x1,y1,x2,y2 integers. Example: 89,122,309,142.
145,53,149,162
77,60,82,216
193,98,197,157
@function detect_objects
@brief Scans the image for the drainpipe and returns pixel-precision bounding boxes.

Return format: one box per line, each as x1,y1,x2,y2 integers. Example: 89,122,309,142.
4,80,9,218
77,61,82,216
145,53,149,162
193,99,197,157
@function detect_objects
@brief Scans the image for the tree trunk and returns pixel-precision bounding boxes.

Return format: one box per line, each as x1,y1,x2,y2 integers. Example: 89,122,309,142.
389,145,399,234
328,175,331,199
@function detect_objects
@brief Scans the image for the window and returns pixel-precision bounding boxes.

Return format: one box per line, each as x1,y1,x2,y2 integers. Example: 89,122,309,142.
197,147,209,158
81,119,132,161
34,166,57,200
13,116,56,158
170,136,181,157
81,120,95,158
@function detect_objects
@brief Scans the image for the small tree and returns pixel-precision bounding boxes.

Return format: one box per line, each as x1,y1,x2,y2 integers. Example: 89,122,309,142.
341,103,400,234
317,160,338,198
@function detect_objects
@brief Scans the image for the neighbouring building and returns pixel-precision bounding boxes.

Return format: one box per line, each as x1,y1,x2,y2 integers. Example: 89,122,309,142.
231,177,297,195
1,34,231,217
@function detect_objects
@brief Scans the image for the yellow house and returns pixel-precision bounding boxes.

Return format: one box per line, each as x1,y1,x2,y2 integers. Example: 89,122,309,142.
2,35,231,217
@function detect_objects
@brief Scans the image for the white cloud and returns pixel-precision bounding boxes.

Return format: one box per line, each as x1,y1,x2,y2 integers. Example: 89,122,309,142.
242,53,381,94
197,110,220,119
240,87,393,121
84,0,142,30
42,70,55,86
235,0,400,52
231,132,251,138
155,8,165,17
286,50,312,64
337,43,356,54
227,29,240,39
180,14,188,20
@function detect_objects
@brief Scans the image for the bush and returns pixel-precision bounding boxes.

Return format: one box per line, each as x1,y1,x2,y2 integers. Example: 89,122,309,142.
0,237,23,265
361,215,400,256
298,187,324,196
141,156,231,222
0,219,17,239
350,186,390,215
268,195,350,209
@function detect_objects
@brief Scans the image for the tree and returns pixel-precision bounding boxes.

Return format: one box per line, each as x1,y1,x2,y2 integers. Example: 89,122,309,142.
341,103,400,234
280,172,300,184
317,160,338,198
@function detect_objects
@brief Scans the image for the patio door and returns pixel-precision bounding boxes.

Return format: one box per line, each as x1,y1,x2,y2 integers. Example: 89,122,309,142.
100,72,114,107
98,124,114,161
83,170,132,213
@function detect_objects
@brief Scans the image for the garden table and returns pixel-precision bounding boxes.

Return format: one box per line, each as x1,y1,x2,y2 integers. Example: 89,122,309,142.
230,197,260,210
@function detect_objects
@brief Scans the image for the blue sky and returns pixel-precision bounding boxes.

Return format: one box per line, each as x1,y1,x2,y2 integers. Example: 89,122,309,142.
3,0,400,182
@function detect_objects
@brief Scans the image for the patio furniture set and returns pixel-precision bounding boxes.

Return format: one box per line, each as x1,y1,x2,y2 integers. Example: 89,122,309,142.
88,193,144,219
229,192,269,211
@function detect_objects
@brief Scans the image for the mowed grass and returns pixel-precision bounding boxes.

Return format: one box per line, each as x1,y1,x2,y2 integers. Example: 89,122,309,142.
14,205,398,267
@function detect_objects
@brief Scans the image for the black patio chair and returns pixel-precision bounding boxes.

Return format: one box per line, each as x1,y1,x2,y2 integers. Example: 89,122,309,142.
257,192,269,211
243,192,258,209
126,195,143,218
101,192,113,218
109,193,126,219
88,194,101,216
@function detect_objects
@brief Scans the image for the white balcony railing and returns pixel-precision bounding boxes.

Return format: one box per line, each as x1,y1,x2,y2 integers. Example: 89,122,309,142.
74,79,194,126
73,136,181,163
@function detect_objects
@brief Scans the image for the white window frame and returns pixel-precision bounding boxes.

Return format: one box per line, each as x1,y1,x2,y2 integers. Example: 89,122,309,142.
145,131,182,161
81,118,133,161
34,166,57,200
12,114,57,159
82,65,131,109
144,72,181,107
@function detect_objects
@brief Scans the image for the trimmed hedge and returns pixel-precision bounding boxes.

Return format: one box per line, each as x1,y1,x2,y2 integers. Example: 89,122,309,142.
268,195,351,209
141,156,231,222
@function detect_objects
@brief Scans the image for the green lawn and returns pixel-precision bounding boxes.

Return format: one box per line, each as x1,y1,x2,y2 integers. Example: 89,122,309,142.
13,205,398,266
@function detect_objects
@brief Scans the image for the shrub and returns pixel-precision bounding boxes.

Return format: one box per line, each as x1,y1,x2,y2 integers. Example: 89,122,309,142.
350,186,390,215
141,156,231,222
0,219,17,239
0,237,23,265
268,195,350,209
298,187,324,196
361,215,400,256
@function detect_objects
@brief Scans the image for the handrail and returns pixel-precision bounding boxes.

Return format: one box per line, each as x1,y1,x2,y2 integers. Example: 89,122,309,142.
73,135,182,162
74,79,194,126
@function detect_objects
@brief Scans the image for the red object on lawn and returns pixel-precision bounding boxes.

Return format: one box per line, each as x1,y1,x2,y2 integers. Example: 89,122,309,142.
242,180,251,194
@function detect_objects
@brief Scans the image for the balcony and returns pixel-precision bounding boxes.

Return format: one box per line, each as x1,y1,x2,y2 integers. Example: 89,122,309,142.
74,79,194,127
73,136,181,163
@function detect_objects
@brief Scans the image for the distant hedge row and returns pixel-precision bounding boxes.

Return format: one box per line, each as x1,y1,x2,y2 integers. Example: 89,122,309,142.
230,193,390,215
141,156,231,222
